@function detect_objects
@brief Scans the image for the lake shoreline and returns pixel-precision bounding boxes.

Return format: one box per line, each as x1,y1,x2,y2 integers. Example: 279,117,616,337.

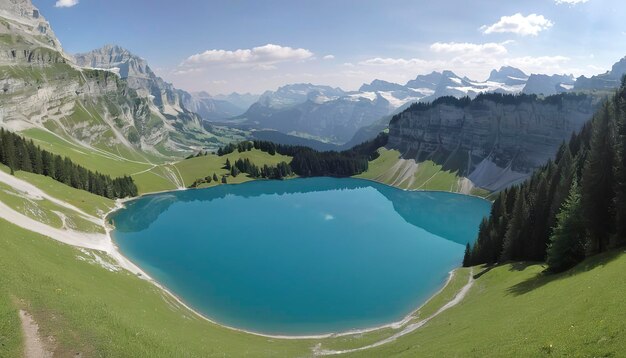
104,176,486,339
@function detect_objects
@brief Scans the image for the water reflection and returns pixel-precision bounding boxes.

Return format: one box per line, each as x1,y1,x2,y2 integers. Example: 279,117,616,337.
111,177,490,245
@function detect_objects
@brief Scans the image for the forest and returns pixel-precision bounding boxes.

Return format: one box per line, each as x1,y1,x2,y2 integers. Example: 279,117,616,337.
216,132,388,178
0,129,138,199
464,78,626,272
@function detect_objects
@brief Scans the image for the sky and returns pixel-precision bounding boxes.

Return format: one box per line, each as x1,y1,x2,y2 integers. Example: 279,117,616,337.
34,0,626,95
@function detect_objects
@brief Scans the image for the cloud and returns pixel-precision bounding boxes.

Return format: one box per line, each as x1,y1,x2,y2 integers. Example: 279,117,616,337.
430,42,509,56
55,0,79,7
555,0,589,4
323,55,335,60
358,57,432,67
505,55,571,73
324,214,334,221
180,44,313,71
481,13,553,36
352,39,577,84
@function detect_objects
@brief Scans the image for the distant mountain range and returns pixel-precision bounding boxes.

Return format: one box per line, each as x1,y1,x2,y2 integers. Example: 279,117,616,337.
72,41,626,150
232,66,580,145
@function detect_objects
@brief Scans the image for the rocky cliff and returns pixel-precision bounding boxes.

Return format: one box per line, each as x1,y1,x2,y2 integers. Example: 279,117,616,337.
387,93,599,191
0,1,233,160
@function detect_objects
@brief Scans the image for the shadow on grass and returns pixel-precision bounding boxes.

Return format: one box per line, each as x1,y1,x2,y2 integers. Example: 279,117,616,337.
506,249,624,296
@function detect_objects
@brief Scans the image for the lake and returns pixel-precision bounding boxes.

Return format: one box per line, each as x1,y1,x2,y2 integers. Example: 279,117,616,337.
110,177,491,335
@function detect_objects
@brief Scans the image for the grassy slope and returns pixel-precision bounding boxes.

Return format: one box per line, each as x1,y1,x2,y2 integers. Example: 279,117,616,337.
175,149,293,187
0,165,108,233
344,251,626,357
22,128,152,177
1,214,623,357
356,148,490,197
132,149,293,194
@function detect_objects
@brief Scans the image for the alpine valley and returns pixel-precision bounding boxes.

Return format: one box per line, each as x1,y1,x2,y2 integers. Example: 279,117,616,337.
0,0,624,357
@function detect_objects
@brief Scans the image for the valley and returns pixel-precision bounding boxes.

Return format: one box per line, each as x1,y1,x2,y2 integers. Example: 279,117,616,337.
0,0,625,357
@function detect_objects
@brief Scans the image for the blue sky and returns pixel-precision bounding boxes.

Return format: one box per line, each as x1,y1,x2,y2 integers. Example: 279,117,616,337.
34,0,626,94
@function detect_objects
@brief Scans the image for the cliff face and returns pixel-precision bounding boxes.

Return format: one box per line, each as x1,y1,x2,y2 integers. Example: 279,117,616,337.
0,1,231,159
387,94,598,191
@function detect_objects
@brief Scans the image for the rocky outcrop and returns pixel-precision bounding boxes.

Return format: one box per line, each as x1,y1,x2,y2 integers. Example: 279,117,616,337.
575,57,626,91
0,1,233,159
387,93,599,191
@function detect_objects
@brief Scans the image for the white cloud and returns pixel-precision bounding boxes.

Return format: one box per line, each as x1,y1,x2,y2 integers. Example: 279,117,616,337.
324,214,334,221
505,55,571,73
481,13,553,36
323,55,335,60
55,0,79,7
358,57,432,67
430,42,509,56
180,44,313,70
555,0,589,4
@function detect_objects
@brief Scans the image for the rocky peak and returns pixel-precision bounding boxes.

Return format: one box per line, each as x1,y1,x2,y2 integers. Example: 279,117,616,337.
487,66,528,85
0,0,65,59
74,44,153,79
610,56,626,78
359,79,406,92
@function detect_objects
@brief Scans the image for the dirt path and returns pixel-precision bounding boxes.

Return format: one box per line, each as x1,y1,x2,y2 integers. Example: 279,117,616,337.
19,310,53,358
314,269,474,355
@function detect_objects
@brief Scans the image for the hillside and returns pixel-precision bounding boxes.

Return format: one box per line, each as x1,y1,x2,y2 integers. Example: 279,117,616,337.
0,0,245,170
379,93,599,194
1,210,623,356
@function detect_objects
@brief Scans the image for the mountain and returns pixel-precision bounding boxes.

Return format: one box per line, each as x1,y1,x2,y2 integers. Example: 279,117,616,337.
74,45,245,122
486,66,529,86
575,56,626,91
0,2,248,165
386,93,599,192
237,68,549,145
523,73,575,95
212,92,260,111
178,91,246,121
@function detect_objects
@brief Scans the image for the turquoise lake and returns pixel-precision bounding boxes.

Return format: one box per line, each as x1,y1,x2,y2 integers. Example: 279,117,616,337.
110,177,491,335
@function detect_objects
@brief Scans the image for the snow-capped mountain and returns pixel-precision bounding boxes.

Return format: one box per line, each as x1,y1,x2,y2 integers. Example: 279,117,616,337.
237,67,581,145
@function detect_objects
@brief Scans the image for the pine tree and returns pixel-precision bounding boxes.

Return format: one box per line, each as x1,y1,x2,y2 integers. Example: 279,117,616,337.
213,173,218,182
612,84,626,247
501,190,528,261
547,181,586,272
225,158,231,170
581,103,615,254
462,243,471,267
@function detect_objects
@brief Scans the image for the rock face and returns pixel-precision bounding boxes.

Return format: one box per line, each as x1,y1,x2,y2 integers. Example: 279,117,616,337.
0,1,233,159
0,0,67,64
575,57,626,91
522,74,575,96
387,94,598,191
74,45,247,122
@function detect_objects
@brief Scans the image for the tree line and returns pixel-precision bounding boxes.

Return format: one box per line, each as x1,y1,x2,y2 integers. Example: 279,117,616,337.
216,133,388,178
226,158,292,179
464,78,626,272
0,128,138,199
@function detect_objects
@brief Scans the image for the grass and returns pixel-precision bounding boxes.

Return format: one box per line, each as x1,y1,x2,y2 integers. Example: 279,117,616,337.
0,219,312,357
1,214,623,357
0,172,103,234
174,149,293,187
340,251,626,357
356,148,483,195
130,150,293,194
21,128,152,177
10,169,115,217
